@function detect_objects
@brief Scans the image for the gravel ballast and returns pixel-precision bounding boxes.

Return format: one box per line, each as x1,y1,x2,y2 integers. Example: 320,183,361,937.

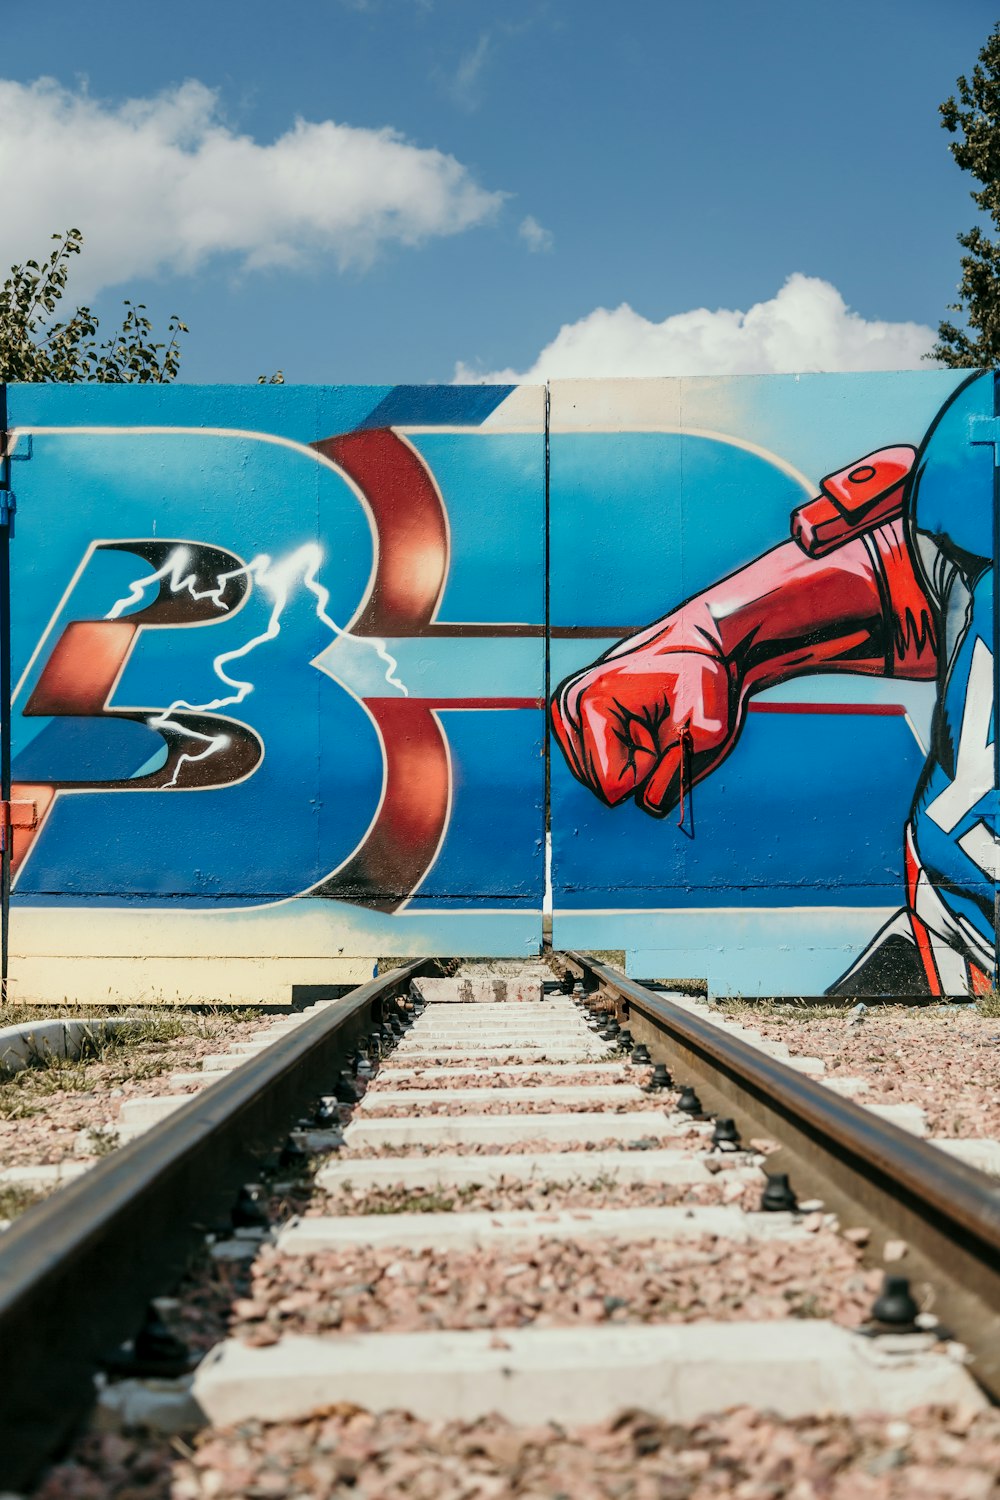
719,1004,1000,1138
225,1230,879,1344
31,1404,1000,1499
380,1067,643,1090
312,1172,764,1218
358,1094,675,1117
336,1130,711,1160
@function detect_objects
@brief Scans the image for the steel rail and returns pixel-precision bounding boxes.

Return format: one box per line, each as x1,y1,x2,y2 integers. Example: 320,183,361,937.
0,961,429,1488
563,952,1000,1399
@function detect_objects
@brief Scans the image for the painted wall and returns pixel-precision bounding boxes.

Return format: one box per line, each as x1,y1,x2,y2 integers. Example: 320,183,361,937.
549,372,995,999
4,373,995,1001
5,384,546,1001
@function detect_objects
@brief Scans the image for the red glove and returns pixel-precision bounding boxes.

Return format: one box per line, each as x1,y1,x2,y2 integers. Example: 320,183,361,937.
552,523,937,819
552,605,736,817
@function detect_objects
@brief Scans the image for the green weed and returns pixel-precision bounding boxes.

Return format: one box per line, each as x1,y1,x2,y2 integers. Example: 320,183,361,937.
0,1009,241,1120
362,1188,459,1215
85,1127,120,1157
0,1181,46,1220
715,997,846,1023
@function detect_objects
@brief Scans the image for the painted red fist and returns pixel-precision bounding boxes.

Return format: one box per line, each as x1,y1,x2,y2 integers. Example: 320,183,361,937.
552,528,926,820
551,603,740,818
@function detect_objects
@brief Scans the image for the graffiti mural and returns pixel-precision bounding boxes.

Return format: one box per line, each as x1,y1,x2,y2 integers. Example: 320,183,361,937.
550,372,997,997
4,383,546,1001
2,373,996,1001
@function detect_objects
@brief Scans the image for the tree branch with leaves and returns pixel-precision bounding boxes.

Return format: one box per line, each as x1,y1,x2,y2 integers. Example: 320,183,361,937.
0,229,188,383
932,24,1000,367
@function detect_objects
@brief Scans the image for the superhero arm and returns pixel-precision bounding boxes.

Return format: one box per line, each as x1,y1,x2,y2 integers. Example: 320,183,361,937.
683,518,938,696
552,455,938,818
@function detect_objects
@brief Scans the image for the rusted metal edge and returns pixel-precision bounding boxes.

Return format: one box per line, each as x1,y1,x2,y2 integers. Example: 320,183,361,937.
0,960,430,1487
562,952,1000,1395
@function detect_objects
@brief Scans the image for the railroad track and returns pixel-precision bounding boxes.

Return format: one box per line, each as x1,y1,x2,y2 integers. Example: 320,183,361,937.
4,956,1000,1493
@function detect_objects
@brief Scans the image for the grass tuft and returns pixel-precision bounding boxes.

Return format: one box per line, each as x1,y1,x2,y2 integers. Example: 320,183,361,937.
0,1008,248,1120
0,1181,47,1221
716,997,848,1023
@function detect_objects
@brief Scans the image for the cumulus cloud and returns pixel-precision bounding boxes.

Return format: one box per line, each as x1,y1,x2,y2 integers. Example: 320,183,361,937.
519,215,554,253
0,77,505,297
455,274,936,382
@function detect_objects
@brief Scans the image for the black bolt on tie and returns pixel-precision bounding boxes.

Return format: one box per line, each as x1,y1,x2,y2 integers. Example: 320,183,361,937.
871,1275,920,1329
630,1043,652,1066
231,1183,269,1230
649,1062,672,1090
760,1172,798,1212
618,1029,634,1051
711,1117,741,1150
279,1136,309,1172
313,1098,340,1127
101,1303,193,1379
356,1052,374,1080
133,1304,192,1372
334,1070,359,1104
676,1086,702,1115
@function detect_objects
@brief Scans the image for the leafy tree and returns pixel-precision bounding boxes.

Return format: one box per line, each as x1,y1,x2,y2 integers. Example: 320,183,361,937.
0,229,187,382
932,24,1000,367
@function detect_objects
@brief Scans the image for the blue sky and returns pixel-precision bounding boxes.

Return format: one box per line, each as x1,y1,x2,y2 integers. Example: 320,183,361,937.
0,0,995,382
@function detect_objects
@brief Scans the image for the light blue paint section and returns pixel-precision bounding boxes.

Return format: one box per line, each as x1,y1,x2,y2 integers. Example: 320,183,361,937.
317,636,541,701
555,907,897,996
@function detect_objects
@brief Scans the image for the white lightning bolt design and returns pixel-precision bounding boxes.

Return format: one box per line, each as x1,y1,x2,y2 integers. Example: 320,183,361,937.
105,545,233,619
105,543,407,788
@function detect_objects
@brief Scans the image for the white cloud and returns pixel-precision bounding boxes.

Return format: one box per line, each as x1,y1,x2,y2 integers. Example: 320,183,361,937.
519,215,554,253
455,274,936,382
0,77,505,297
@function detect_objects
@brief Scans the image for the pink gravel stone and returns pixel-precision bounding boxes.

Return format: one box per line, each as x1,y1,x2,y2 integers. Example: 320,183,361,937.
724,1004,1000,1139
31,1405,1000,1498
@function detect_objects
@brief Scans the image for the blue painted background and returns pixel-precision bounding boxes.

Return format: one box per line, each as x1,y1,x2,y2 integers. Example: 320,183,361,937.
4,373,989,994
